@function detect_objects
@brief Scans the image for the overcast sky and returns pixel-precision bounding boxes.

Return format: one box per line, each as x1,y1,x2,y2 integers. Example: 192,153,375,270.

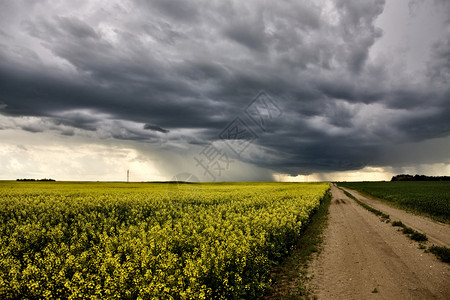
0,0,449,182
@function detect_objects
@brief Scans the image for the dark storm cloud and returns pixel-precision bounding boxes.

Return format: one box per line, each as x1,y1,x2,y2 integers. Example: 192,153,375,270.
55,16,99,40
428,38,450,84
147,0,199,23
0,0,449,175
225,22,268,52
144,123,169,133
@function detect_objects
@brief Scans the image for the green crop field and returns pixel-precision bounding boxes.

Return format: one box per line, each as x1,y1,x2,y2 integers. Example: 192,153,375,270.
337,181,450,223
0,181,329,299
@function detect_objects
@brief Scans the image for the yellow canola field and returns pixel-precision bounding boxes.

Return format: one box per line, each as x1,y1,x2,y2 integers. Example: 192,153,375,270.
0,181,329,299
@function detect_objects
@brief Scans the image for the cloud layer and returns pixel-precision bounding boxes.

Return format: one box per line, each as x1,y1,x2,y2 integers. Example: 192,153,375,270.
0,0,449,179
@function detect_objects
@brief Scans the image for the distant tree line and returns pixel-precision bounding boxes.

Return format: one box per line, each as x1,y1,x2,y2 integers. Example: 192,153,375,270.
16,178,56,182
391,174,450,181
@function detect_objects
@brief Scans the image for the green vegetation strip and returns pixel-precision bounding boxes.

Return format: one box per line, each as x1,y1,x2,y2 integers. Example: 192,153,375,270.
265,189,332,300
391,221,428,242
341,189,390,221
428,246,450,263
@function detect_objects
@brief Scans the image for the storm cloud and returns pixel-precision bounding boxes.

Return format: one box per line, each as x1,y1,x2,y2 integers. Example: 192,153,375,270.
0,0,449,180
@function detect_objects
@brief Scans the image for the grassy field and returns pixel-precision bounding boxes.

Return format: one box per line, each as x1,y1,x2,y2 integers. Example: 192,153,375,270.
0,181,329,299
337,181,450,223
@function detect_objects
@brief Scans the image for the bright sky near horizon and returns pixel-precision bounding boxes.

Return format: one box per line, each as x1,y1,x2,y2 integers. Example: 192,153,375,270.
0,0,449,182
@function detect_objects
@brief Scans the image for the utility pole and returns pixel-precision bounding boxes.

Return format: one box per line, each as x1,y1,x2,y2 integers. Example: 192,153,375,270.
127,170,129,183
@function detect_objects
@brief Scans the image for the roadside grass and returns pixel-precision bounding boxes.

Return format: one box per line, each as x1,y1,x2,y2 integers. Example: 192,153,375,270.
409,231,428,242
341,189,390,221
264,189,332,300
428,246,450,263
392,220,404,227
338,187,450,264
389,213,428,241
418,244,427,250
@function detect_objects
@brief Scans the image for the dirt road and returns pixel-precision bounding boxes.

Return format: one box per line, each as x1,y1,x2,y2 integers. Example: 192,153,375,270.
309,184,450,299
